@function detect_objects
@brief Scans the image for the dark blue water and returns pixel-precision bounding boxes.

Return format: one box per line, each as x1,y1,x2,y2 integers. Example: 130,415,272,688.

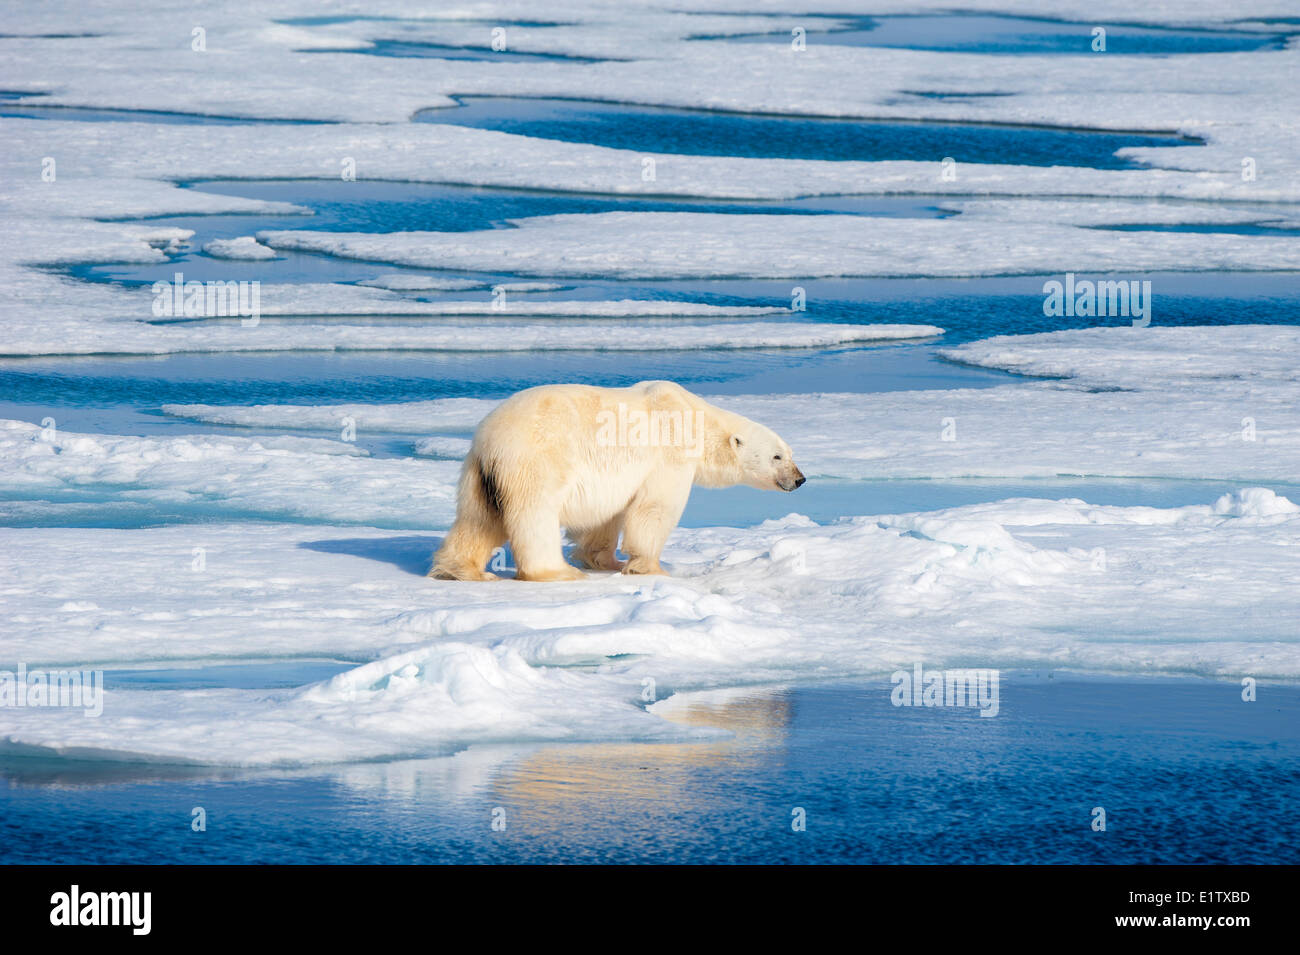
276,16,569,28
414,97,1202,168
0,33,101,40
1094,222,1300,236
304,39,608,63
714,14,1292,55
158,179,954,231
1,676,1295,863
105,662,355,690
0,95,1201,171
0,345,1006,411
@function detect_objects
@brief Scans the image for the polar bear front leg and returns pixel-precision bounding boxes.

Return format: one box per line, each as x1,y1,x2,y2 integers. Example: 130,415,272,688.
509,507,587,582
621,471,692,576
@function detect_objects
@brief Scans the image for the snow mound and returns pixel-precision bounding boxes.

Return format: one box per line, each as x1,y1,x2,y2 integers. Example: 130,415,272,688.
202,236,277,260
1212,487,1300,518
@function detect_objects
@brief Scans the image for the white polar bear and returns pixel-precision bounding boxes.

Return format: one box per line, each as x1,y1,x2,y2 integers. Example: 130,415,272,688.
430,380,806,582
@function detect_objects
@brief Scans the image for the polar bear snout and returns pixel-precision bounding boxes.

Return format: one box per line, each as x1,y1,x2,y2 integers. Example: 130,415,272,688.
779,467,806,492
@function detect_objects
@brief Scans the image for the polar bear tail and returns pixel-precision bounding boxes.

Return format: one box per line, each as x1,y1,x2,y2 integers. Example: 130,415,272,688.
428,451,507,581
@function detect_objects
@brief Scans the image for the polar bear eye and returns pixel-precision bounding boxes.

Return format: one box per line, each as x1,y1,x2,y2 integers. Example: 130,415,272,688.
773,454,782,461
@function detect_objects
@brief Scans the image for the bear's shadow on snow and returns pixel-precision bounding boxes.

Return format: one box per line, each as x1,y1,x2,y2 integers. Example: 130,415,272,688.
298,535,442,577
299,537,592,578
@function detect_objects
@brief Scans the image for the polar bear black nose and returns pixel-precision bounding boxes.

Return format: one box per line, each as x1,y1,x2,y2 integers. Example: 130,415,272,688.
794,476,806,488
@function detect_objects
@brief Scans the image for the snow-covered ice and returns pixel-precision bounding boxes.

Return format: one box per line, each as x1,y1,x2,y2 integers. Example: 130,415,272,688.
357,275,490,291
0,419,460,528
162,399,497,434
938,324,1300,388
412,436,475,459
258,212,1300,279
1,488,1297,765
202,236,278,260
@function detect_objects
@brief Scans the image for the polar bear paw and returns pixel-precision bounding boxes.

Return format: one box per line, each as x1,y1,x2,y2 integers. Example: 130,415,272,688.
622,556,667,576
570,547,626,572
516,564,588,582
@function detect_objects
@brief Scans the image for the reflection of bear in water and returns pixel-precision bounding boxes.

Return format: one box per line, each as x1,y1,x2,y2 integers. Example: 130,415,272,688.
430,381,806,581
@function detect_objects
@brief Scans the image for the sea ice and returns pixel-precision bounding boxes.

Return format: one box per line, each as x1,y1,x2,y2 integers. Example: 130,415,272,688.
1,489,1296,764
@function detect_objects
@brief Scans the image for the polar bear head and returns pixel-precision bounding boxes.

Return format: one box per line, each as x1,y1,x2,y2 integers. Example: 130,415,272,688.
727,422,806,492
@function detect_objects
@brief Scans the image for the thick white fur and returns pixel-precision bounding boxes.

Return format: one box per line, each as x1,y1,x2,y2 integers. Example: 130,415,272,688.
429,380,805,581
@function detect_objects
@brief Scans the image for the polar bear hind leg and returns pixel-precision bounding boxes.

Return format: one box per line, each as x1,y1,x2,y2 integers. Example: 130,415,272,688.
498,465,587,582
429,453,507,581
570,513,626,571
509,504,587,581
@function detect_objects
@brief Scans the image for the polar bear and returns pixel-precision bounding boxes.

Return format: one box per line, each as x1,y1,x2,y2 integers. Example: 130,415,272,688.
429,380,805,581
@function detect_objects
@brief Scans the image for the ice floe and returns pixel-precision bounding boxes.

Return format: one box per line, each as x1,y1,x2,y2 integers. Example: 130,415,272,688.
0,419,460,527
1,487,1297,764
357,275,489,291
202,235,278,260
258,212,1300,278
